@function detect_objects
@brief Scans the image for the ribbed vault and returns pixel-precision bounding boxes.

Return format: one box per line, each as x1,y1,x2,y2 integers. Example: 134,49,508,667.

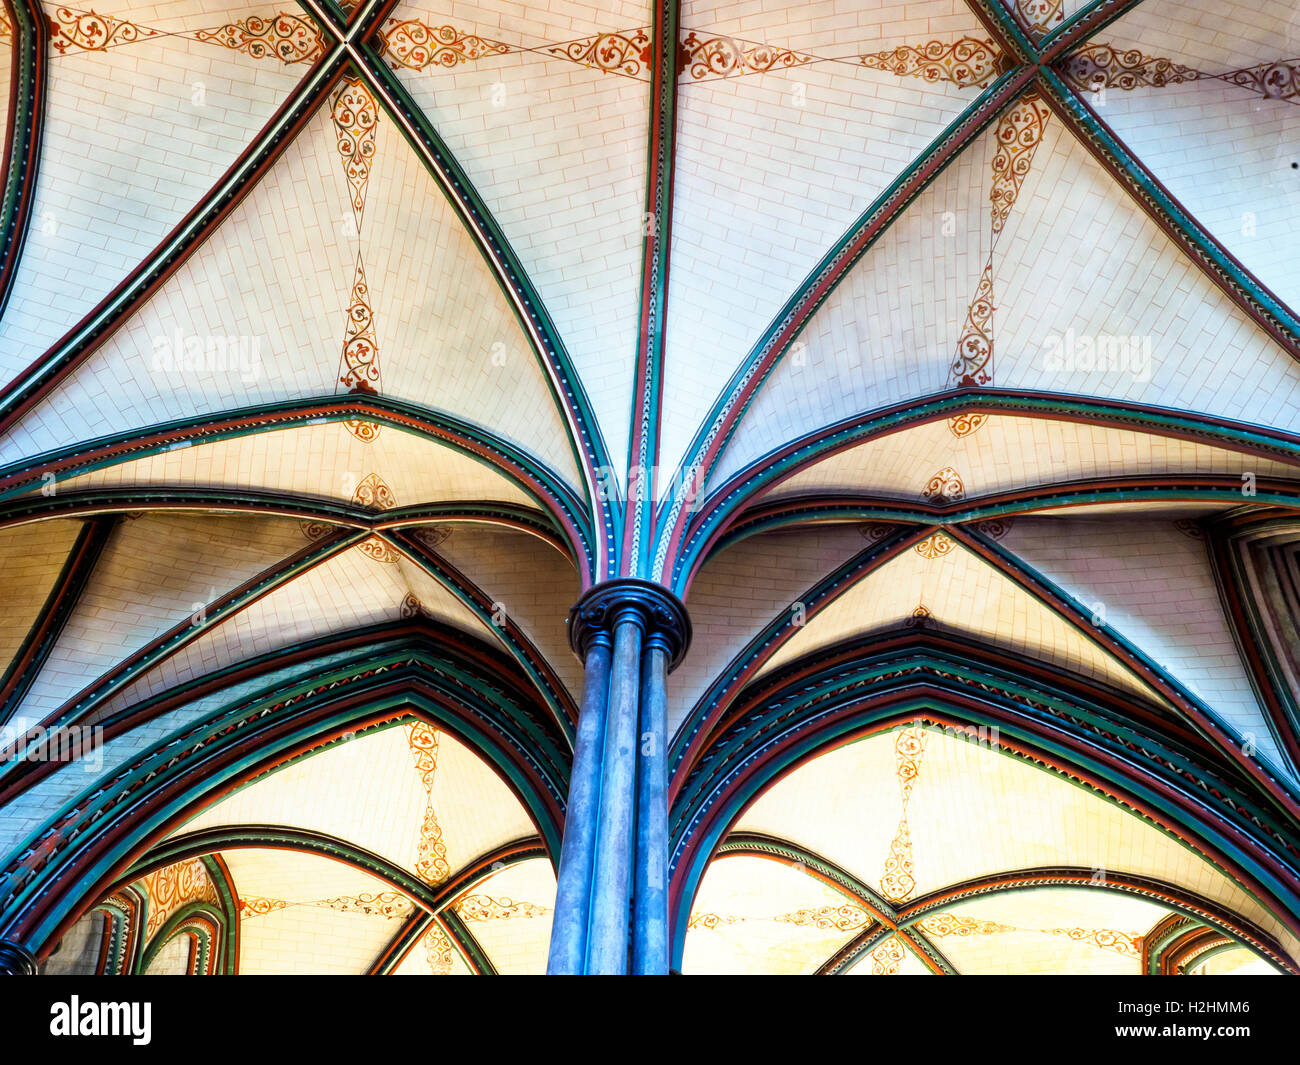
2,0,1300,974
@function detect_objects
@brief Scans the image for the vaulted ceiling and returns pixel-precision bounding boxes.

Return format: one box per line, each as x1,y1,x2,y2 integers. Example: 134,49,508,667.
4,0,1300,974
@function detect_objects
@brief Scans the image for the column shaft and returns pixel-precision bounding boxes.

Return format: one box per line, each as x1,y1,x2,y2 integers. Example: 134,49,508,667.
556,578,690,975
632,639,670,974
545,637,612,974
585,614,644,974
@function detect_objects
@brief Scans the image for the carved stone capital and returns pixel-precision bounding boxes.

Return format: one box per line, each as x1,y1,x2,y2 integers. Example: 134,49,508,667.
0,940,37,975
568,579,692,669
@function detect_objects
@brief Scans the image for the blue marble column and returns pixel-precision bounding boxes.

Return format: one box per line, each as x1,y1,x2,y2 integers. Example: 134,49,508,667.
585,609,645,973
547,580,690,975
632,635,670,974
545,631,612,974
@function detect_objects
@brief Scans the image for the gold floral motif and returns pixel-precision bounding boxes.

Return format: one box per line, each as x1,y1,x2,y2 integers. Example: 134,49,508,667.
300,519,331,543
194,13,324,64
455,895,552,921
549,30,651,77
688,912,745,929
1047,926,1141,956
331,76,379,220
914,532,954,560
1223,60,1300,102
344,419,381,442
400,592,425,618
919,912,1014,936
859,37,1009,88
880,726,928,903
319,891,413,919
990,93,1052,237
406,720,440,792
241,892,412,919
361,537,401,563
141,859,220,937
869,935,905,975
974,517,1014,541
422,922,455,974
339,258,381,396
1013,0,1064,37
881,818,917,903
858,523,895,546
923,466,965,503
895,724,928,802
1062,43,1201,92
775,903,871,933
239,896,290,917
951,263,995,389
948,412,989,438
415,791,451,885
906,604,932,628
50,7,157,53
407,722,450,885
353,472,396,511
948,94,1049,438
348,475,398,563
409,525,452,552
379,19,509,70
679,31,812,80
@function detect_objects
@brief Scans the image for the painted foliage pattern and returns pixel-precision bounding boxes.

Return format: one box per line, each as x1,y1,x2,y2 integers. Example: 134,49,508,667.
138,859,221,939
689,725,1149,973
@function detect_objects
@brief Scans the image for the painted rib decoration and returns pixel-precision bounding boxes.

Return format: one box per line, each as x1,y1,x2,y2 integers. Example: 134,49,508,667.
923,466,966,504
20,8,1300,110
859,37,1010,88
949,92,1052,438
1012,0,1064,39
880,725,929,906
454,895,552,921
920,914,1141,956
869,934,907,974
379,19,510,70
301,474,398,561
339,258,382,402
139,859,221,938
679,31,811,80
915,531,956,560
1061,44,1300,103
333,77,377,225
549,30,653,77
691,903,1142,963
421,922,455,974
239,892,415,920
407,721,453,974
408,721,451,885
195,13,325,63
48,7,157,52
1062,43,1201,91
331,77,384,441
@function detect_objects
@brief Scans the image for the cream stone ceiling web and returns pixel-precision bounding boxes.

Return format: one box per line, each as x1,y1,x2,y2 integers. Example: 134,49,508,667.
684,727,1298,974
2,0,1300,975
